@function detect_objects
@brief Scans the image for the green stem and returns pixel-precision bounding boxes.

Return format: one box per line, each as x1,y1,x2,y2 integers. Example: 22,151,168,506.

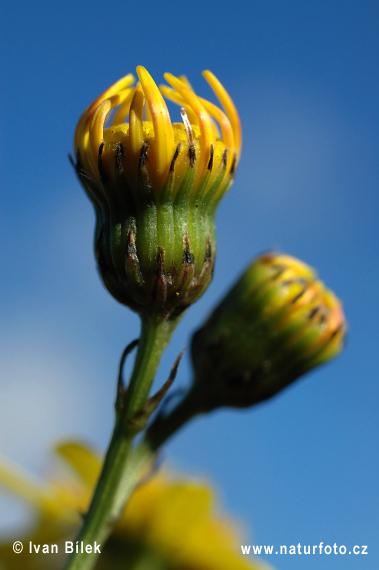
144,387,200,451
64,316,179,570
114,387,202,506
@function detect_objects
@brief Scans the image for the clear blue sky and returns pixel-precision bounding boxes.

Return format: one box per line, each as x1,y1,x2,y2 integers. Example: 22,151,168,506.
1,1,378,568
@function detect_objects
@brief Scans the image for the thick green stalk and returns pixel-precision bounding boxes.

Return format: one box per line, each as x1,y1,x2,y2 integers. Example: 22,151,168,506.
64,316,178,570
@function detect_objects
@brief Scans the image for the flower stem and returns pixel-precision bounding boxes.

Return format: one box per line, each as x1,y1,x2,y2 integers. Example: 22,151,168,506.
143,387,201,451
110,387,202,508
64,316,179,570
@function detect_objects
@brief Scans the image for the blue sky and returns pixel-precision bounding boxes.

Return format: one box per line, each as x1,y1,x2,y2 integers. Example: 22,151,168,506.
1,1,378,568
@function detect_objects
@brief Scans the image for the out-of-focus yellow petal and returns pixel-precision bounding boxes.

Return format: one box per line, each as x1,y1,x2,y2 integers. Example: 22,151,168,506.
177,74,194,90
0,454,64,518
0,444,271,570
55,442,101,490
264,253,316,281
120,472,272,570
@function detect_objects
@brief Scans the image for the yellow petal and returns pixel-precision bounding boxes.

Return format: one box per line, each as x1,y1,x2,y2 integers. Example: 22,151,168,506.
74,73,134,150
137,66,175,187
177,74,194,90
55,441,101,491
159,84,198,126
164,72,215,178
198,96,234,169
87,90,133,178
111,88,136,126
0,454,61,517
88,98,112,176
129,83,145,158
203,70,242,161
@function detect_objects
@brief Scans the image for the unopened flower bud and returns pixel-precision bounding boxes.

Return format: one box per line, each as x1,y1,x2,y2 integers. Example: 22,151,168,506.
72,67,241,320
191,253,346,409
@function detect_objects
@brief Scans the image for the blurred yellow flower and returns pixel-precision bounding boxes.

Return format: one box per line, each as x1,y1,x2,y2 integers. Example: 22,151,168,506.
191,252,346,409
0,443,273,570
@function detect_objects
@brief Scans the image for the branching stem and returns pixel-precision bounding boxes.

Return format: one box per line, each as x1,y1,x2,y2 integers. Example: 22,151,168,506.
64,316,179,570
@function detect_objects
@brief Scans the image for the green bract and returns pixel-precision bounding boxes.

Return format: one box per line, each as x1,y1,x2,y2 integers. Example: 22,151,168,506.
191,253,346,409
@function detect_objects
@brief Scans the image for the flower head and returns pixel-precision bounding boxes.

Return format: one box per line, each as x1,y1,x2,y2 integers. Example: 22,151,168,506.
73,67,241,320
191,252,346,409
0,442,271,570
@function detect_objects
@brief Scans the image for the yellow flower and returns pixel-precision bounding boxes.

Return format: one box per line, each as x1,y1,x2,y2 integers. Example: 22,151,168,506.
191,252,347,409
74,67,241,198
73,68,241,319
0,442,273,570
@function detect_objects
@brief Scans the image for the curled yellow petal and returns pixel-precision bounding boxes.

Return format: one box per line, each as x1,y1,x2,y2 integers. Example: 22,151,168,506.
164,72,215,178
129,84,145,157
202,70,242,161
112,88,136,126
159,84,198,126
87,91,131,178
88,98,112,176
198,97,234,170
137,66,175,186
74,73,134,150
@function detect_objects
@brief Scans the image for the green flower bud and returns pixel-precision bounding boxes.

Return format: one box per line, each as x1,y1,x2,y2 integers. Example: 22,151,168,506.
191,253,346,409
72,67,241,320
